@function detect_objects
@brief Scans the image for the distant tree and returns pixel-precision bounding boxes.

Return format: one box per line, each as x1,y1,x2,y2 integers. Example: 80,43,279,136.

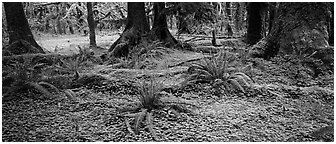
87,2,97,47
234,2,242,32
225,2,234,37
246,2,267,45
4,2,44,54
166,2,215,34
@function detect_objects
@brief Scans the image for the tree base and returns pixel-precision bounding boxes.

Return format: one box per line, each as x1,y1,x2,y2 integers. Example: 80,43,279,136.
4,40,45,56
107,26,184,59
108,27,143,58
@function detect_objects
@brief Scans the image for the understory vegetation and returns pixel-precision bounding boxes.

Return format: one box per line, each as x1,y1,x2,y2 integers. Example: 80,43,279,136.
2,37,334,142
2,2,334,142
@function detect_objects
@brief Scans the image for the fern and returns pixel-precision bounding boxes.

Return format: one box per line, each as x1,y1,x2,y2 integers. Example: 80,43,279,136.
2,58,60,100
134,109,147,135
124,117,135,135
27,82,53,98
146,111,158,140
64,89,77,102
186,50,254,93
38,81,60,93
120,76,198,140
136,77,162,109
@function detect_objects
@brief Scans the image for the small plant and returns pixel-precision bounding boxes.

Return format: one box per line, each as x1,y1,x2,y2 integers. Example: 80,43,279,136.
2,58,59,101
186,50,254,93
118,41,171,69
55,56,82,80
120,76,197,141
54,54,94,80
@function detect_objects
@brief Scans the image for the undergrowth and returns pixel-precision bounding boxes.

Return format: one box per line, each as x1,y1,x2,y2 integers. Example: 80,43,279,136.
2,58,60,101
119,76,198,141
108,41,171,69
185,50,254,93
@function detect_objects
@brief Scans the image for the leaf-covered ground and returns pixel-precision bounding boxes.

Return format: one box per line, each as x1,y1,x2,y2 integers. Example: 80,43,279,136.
2,34,334,142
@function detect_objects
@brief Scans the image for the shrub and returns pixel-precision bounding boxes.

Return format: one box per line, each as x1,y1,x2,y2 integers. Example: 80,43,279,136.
54,54,94,80
186,50,254,93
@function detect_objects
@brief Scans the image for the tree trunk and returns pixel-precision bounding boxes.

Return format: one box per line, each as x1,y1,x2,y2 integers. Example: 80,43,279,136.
56,6,63,34
327,3,334,46
177,14,190,34
87,2,97,47
235,2,241,32
68,22,74,34
148,2,178,47
4,2,44,54
225,2,233,37
268,3,276,34
108,2,150,57
211,29,217,46
246,2,265,45
249,2,332,60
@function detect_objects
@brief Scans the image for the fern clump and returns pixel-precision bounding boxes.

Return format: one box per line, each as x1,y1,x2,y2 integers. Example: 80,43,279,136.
120,76,197,141
54,51,94,80
2,58,60,101
111,41,171,69
186,50,254,93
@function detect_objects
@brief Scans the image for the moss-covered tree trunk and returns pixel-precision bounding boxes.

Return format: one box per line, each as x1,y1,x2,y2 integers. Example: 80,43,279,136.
148,2,178,47
246,2,266,45
4,2,45,54
249,2,333,59
87,2,97,47
108,2,150,57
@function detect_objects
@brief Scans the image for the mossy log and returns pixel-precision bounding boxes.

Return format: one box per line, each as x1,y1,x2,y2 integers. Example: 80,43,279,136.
2,53,72,66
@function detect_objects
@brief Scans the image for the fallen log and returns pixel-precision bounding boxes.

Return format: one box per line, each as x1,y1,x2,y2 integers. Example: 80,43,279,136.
194,46,222,53
2,53,72,66
168,56,213,68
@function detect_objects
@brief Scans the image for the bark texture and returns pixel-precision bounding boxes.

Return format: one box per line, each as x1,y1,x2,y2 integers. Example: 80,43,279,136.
225,2,233,37
87,2,97,47
108,2,150,57
148,2,178,47
246,2,266,45
249,2,332,59
4,2,44,54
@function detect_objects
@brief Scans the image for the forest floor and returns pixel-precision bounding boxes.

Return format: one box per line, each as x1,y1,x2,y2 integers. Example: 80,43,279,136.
2,32,334,142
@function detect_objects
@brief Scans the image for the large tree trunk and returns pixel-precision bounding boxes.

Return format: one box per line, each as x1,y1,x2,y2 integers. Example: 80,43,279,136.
108,2,150,57
4,2,44,54
249,2,332,59
246,2,266,45
148,2,178,47
87,2,97,47
249,2,333,76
